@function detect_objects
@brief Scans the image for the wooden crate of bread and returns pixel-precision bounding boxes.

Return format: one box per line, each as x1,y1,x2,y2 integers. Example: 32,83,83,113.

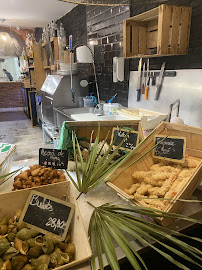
107,122,202,226
123,4,192,58
65,120,144,171
0,181,92,269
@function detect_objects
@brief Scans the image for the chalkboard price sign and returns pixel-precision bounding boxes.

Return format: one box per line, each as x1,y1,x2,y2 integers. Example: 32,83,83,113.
39,148,68,169
111,128,140,151
153,135,186,163
19,191,75,240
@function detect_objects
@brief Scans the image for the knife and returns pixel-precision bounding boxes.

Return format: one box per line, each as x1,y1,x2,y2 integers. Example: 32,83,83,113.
144,59,149,100
154,62,166,100
141,62,145,94
136,58,142,102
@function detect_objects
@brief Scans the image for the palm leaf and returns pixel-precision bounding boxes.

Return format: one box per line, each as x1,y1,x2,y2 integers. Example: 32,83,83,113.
88,203,202,270
0,168,23,184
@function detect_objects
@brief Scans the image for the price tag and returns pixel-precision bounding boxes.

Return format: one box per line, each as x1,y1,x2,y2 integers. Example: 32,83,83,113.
39,148,68,169
111,128,140,151
19,191,75,241
153,135,186,163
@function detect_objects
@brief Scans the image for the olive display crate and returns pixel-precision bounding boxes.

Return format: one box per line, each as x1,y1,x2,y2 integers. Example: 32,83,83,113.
123,4,192,58
107,122,202,226
0,182,92,269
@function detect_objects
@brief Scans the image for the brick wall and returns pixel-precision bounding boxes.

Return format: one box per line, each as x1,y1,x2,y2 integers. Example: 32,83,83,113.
130,0,202,70
0,82,23,108
86,5,130,106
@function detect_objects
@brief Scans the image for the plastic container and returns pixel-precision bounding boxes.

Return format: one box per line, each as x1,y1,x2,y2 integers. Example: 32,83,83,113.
83,97,94,107
103,103,121,115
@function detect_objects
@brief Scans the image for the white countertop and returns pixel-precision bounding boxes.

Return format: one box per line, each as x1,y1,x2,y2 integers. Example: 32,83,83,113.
70,112,129,121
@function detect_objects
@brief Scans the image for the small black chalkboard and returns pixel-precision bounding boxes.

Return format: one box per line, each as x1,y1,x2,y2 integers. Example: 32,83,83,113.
19,191,75,240
39,148,68,169
153,135,186,163
111,128,140,151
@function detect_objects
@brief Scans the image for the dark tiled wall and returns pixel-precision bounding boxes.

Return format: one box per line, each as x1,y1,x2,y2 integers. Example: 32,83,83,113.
57,5,87,47
130,0,202,70
86,5,130,106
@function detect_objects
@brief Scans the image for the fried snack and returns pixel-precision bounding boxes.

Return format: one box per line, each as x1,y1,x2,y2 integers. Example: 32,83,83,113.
136,184,152,195
127,158,200,211
124,183,140,195
187,158,200,168
13,165,66,190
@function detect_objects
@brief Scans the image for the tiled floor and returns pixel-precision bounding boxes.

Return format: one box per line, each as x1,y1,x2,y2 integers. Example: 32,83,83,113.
0,112,53,161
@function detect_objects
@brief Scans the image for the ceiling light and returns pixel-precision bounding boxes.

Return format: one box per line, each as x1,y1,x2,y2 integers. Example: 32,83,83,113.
2,35,6,41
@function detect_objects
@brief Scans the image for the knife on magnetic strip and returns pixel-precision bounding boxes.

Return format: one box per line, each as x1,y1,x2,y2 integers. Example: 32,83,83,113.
136,58,142,102
144,59,149,100
154,62,166,100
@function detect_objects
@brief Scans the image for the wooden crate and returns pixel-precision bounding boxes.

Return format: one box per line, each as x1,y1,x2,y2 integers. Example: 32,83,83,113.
24,77,31,89
107,122,202,226
0,182,92,269
65,120,144,171
123,4,192,58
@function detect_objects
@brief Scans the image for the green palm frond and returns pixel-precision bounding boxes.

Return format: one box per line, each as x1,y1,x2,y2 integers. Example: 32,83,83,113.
66,124,166,197
88,203,202,270
0,168,22,184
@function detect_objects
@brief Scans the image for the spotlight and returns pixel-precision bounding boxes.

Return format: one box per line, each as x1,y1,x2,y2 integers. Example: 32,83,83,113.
2,35,6,40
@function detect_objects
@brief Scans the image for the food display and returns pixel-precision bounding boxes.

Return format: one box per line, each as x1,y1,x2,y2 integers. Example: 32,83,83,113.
0,210,76,270
13,165,66,190
124,157,200,211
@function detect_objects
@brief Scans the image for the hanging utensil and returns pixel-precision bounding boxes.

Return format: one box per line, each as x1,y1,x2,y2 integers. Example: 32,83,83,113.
151,72,156,86
144,59,150,100
136,58,142,102
141,62,145,94
154,62,166,100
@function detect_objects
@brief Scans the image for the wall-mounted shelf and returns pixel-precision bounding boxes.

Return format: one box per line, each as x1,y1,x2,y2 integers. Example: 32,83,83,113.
123,4,192,59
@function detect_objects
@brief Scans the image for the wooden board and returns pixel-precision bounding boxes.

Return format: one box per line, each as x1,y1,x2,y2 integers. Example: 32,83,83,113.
157,5,171,55
33,43,47,91
179,7,192,54
107,122,202,226
153,135,186,163
0,182,92,269
20,190,75,240
111,128,140,151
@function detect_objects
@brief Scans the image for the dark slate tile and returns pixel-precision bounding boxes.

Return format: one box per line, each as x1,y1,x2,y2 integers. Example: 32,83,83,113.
105,44,112,51
111,25,120,34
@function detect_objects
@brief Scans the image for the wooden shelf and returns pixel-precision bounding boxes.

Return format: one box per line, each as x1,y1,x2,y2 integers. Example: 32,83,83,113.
43,66,50,69
123,4,192,59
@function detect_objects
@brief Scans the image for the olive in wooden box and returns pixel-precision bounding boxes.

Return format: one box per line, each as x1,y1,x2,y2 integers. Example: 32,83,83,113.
107,122,202,226
65,120,144,171
123,4,192,58
0,182,92,269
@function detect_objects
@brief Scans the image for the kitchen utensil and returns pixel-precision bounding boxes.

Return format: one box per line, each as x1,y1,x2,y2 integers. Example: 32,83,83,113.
144,59,149,100
136,58,142,101
152,72,156,85
109,93,117,103
154,62,166,100
141,62,145,94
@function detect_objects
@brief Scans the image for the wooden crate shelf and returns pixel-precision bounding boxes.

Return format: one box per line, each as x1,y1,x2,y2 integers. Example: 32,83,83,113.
123,4,192,58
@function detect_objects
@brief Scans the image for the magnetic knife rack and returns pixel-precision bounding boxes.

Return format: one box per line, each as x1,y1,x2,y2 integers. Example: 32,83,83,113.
141,71,177,77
